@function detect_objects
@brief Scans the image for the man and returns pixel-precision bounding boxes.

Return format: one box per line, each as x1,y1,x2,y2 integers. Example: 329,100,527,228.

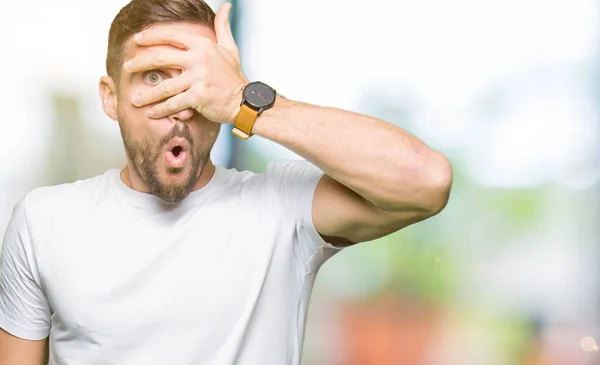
0,0,452,364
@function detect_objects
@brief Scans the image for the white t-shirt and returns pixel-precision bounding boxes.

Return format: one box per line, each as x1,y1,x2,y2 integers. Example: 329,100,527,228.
0,160,343,365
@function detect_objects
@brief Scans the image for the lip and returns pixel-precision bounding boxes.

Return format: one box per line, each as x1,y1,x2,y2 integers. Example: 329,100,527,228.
164,137,190,153
163,137,191,169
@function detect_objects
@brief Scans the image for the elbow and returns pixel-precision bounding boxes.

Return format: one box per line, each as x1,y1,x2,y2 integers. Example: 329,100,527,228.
377,151,453,215
423,151,453,216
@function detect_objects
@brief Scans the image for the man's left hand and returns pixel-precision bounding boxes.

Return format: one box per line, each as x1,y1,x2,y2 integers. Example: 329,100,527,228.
123,2,248,123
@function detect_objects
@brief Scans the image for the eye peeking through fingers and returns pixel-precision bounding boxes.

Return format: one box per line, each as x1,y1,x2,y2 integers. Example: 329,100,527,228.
143,70,166,85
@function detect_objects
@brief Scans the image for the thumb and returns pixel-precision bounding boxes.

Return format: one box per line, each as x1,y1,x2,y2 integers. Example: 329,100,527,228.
215,2,239,60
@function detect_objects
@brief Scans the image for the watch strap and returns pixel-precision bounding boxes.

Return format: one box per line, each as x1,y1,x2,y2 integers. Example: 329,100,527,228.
232,104,258,140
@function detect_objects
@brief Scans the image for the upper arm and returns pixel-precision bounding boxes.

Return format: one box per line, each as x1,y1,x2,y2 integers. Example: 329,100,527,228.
0,197,51,350
312,174,435,245
0,328,48,365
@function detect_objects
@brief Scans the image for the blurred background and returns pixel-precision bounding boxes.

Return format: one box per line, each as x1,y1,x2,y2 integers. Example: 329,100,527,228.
1,0,599,364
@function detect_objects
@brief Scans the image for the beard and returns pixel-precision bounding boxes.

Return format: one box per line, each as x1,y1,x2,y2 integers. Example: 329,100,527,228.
120,121,213,203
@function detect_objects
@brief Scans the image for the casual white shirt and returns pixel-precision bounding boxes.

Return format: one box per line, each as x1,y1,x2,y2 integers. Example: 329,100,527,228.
0,160,343,365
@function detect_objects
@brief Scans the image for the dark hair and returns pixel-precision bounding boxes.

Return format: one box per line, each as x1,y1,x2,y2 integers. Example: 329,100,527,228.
106,0,216,82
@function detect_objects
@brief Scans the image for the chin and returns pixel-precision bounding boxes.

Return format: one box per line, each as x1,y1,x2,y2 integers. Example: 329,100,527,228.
149,163,199,203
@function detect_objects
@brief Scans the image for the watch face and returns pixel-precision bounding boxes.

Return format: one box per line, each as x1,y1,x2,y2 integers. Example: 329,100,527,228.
244,81,276,109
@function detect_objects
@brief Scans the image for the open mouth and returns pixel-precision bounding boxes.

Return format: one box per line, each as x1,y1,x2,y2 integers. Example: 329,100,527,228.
171,145,183,157
164,139,189,168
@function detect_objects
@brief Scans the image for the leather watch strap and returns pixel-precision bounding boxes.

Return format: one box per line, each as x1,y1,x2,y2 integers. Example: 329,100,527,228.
232,104,258,140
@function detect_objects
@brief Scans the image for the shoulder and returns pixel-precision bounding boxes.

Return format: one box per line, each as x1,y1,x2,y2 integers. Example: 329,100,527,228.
22,169,118,215
211,160,323,202
265,159,322,176
216,164,257,185
264,159,324,188
220,160,323,189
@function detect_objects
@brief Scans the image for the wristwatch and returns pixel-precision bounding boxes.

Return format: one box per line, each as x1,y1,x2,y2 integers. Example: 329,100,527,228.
232,81,277,140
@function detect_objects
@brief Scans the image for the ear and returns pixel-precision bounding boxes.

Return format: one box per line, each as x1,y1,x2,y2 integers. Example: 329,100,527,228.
99,76,119,121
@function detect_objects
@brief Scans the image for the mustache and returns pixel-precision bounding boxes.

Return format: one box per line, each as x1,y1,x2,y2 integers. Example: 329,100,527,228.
159,123,194,148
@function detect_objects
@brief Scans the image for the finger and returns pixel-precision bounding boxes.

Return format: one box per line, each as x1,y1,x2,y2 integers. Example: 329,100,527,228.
148,91,195,119
214,2,240,60
133,25,207,50
124,48,191,73
133,74,193,107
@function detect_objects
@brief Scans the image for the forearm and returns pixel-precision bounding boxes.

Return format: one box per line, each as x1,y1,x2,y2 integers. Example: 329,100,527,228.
252,96,452,212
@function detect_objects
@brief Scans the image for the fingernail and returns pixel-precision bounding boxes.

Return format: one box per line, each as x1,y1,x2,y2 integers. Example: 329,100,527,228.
134,33,143,41
132,94,141,105
123,60,132,70
147,109,156,118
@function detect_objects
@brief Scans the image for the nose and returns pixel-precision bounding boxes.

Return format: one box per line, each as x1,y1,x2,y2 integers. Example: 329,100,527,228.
168,108,194,123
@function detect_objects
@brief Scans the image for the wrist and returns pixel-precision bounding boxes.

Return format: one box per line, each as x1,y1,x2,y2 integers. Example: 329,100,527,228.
250,96,296,137
227,81,247,124
231,80,277,139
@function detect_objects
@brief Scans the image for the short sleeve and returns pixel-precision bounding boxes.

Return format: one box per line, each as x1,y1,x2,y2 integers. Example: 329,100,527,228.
266,160,344,272
0,196,51,340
